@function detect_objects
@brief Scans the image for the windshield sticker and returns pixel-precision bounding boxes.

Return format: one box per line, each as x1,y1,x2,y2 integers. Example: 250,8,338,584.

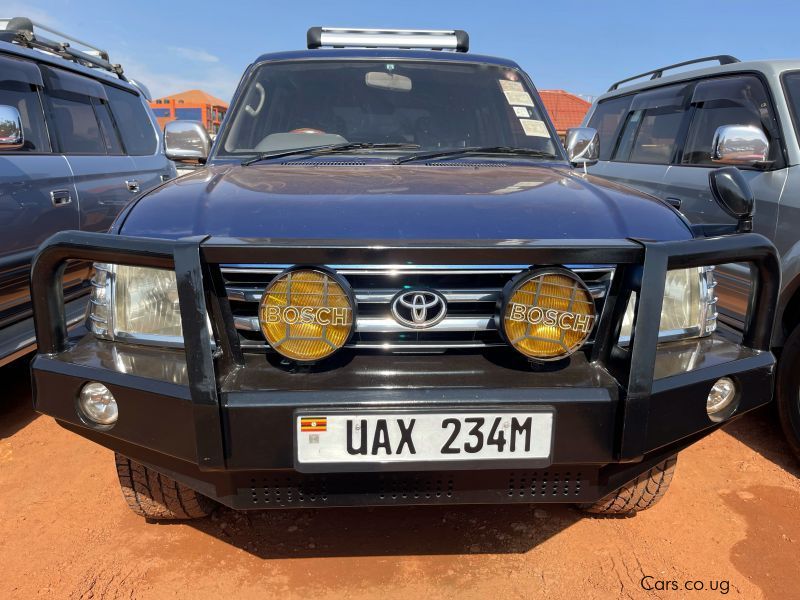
503,90,534,107
499,80,525,93
519,119,550,138
513,106,531,118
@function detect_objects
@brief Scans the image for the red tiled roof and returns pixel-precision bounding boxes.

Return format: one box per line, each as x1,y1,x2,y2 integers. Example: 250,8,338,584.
539,90,591,133
156,89,228,108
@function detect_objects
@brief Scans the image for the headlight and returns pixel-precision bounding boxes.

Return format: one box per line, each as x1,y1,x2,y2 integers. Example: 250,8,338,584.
88,263,184,345
620,267,717,344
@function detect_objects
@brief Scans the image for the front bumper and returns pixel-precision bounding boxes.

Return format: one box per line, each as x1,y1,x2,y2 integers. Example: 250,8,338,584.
30,232,780,508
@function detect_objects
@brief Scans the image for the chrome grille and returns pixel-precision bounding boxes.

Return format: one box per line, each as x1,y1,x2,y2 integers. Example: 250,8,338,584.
222,265,613,352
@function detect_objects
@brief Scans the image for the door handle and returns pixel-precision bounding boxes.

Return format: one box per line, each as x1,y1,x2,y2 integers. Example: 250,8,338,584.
125,179,140,193
50,190,72,206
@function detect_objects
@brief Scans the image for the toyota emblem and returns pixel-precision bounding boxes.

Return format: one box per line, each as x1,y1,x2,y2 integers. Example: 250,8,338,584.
390,289,448,329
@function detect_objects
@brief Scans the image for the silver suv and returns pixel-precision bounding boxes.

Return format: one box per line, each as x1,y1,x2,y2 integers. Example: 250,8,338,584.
583,55,800,457
0,17,176,366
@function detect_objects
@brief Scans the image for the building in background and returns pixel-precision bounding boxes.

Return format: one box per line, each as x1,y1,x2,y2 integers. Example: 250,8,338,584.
539,90,591,141
149,90,228,135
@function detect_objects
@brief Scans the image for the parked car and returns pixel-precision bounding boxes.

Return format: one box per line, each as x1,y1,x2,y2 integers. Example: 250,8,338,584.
0,17,175,366
30,29,778,522
583,55,800,459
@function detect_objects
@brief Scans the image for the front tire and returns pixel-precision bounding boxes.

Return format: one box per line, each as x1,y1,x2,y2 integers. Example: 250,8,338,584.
777,326,800,460
580,455,677,516
115,453,215,520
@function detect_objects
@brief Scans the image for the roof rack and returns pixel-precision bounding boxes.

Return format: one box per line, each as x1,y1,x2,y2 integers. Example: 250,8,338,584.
0,16,126,80
307,27,469,53
607,55,740,92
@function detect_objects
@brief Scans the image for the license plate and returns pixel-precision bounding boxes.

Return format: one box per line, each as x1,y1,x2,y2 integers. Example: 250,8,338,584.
295,411,554,466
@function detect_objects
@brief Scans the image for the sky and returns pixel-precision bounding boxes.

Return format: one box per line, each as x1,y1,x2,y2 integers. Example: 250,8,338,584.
5,0,800,102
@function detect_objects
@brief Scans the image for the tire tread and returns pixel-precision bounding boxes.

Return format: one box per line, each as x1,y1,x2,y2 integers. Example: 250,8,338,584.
580,455,677,516
115,453,214,520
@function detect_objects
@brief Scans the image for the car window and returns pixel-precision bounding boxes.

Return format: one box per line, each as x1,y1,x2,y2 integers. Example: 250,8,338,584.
627,109,685,164
0,81,50,152
682,75,776,165
48,93,106,154
586,95,633,160
105,85,157,155
92,98,124,155
784,71,800,140
218,60,560,157
612,84,690,164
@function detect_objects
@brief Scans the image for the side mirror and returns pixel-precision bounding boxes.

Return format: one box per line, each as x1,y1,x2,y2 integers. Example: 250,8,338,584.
164,121,211,163
0,105,24,150
565,127,599,166
712,124,769,167
709,167,755,232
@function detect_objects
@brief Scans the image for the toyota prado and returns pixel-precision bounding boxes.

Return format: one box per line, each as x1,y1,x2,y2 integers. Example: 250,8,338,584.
30,28,780,520
0,17,175,367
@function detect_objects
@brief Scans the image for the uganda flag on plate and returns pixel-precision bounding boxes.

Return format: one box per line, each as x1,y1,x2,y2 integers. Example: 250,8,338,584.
300,416,327,432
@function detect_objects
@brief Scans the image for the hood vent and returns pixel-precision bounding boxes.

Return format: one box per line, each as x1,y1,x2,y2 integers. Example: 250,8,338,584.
424,162,509,167
280,161,367,167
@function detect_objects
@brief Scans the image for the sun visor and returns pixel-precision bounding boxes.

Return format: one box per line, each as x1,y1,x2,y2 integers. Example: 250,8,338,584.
630,84,690,111
0,54,43,86
40,65,107,100
691,76,759,104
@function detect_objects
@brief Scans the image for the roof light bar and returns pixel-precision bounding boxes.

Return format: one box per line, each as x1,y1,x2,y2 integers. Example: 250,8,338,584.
307,27,469,53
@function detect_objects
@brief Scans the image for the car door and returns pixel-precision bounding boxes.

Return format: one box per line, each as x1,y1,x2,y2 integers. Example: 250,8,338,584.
104,84,175,193
41,66,139,234
0,53,79,321
661,75,786,326
589,83,693,200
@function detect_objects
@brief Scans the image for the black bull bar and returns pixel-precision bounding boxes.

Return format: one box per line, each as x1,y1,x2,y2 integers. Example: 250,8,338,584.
30,231,780,470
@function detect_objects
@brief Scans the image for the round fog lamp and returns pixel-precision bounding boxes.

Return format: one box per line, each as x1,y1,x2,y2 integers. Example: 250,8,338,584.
501,268,596,361
259,268,354,362
78,382,118,425
706,377,737,420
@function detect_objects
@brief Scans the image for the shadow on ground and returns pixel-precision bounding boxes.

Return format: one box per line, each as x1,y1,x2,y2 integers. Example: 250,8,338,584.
0,357,38,438
723,406,800,478
183,502,584,559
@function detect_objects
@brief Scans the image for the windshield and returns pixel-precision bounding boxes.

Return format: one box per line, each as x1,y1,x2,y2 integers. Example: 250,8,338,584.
217,60,560,158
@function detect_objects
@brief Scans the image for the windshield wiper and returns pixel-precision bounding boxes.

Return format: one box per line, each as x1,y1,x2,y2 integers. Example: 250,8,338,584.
393,146,557,165
242,142,420,166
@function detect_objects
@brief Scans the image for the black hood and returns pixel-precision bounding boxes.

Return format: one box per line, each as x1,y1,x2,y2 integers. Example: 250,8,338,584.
120,162,692,242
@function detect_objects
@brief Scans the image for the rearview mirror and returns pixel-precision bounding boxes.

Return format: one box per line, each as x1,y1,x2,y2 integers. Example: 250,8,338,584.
0,105,24,150
709,167,755,232
565,127,599,166
712,124,769,166
164,121,211,163
365,71,412,92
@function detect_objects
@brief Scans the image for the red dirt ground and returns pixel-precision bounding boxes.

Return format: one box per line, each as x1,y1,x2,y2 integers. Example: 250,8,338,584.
2,359,799,599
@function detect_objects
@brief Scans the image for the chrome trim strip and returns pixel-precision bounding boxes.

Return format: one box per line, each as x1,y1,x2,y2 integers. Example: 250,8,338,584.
234,315,496,333
238,339,505,350
349,341,504,350
227,283,607,303
221,265,615,276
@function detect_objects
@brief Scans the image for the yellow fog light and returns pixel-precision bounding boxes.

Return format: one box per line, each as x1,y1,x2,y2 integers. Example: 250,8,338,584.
258,268,354,362
502,268,596,361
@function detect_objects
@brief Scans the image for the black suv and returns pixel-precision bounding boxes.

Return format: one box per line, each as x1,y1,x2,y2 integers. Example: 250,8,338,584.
30,28,779,520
